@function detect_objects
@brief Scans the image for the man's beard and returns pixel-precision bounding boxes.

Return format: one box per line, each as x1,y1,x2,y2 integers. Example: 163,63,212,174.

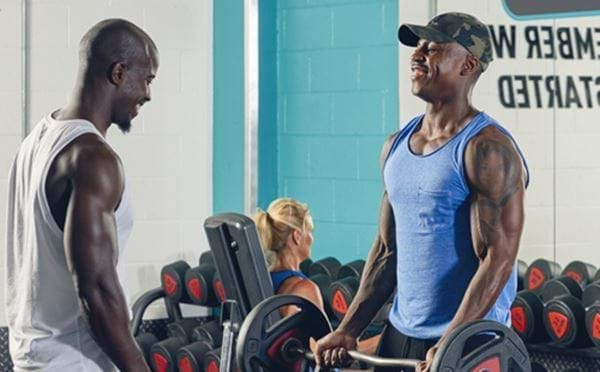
116,120,132,134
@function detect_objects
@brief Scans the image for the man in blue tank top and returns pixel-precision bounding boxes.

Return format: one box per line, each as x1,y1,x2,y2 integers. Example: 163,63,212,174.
315,12,528,371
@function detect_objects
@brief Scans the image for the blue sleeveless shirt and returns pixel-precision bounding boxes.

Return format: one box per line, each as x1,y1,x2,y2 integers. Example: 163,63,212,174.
383,112,529,339
270,270,308,293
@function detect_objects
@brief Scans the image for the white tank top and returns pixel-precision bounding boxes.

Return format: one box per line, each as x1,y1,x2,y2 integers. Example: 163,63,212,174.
5,113,134,371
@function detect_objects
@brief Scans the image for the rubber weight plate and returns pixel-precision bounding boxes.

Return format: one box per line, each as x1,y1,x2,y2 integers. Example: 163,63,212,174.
431,320,531,372
328,276,359,321
543,295,591,347
236,295,333,372
177,341,212,372
582,281,600,309
204,347,221,372
212,271,227,304
337,259,365,280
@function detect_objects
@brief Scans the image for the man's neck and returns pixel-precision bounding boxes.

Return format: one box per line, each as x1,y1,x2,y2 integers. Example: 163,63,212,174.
422,98,477,137
56,84,113,137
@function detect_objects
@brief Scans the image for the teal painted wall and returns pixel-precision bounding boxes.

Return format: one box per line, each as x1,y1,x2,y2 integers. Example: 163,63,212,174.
275,0,399,263
213,1,245,213
258,1,278,210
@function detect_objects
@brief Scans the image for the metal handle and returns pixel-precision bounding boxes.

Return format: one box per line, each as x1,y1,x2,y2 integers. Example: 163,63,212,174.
296,348,421,368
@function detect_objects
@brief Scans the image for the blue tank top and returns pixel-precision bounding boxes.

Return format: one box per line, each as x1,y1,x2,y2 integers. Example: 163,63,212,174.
270,270,308,293
383,112,529,339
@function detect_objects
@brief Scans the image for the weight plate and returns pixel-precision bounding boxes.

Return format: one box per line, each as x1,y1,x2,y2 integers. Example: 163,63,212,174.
236,295,332,372
431,320,531,372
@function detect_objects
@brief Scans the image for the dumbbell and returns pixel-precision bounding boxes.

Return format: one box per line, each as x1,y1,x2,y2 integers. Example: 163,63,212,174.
300,258,313,276
517,260,527,291
135,332,158,366
199,251,215,266
584,280,600,347
561,261,597,289
203,347,221,372
337,259,365,280
541,275,592,347
185,262,218,306
309,273,334,319
328,276,360,321
512,261,596,345
150,318,203,372
177,341,212,372
191,320,223,349
309,257,342,279
525,258,561,293
212,271,227,304
161,261,192,303
176,321,223,372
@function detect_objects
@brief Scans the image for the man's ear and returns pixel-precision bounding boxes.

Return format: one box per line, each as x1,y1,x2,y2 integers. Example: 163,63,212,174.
461,54,480,76
109,62,127,86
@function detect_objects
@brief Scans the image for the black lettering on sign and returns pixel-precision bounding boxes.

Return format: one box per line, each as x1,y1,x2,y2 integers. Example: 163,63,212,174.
525,26,542,59
529,76,544,108
556,27,574,59
579,76,594,108
488,25,517,59
498,76,516,108
565,76,583,108
596,77,600,106
541,26,556,59
574,28,597,59
514,75,530,108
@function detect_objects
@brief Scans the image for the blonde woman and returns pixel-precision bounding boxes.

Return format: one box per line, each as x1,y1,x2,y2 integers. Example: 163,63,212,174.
254,198,381,355
254,198,324,316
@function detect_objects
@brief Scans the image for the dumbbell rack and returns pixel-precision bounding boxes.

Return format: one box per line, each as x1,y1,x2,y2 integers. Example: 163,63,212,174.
528,345,600,371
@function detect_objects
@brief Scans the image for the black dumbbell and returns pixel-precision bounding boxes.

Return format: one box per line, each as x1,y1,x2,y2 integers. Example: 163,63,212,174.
583,280,600,347
525,258,562,293
161,260,192,303
511,290,548,343
135,332,158,366
309,273,334,319
561,261,597,289
300,258,313,276
541,276,592,347
309,257,342,279
337,259,365,280
185,263,218,306
203,347,221,372
177,340,212,372
191,320,223,349
328,276,360,321
517,260,528,291
150,318,203,372
199,250,215,266
212,270,227,304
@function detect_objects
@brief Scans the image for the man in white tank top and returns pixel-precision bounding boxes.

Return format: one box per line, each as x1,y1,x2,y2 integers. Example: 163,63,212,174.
5,19,158,371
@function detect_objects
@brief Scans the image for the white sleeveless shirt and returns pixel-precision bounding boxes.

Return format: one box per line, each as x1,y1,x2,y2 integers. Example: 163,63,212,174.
5,113,134,371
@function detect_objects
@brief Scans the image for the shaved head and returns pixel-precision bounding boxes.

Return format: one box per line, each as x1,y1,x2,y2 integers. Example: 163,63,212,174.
79,18,158,77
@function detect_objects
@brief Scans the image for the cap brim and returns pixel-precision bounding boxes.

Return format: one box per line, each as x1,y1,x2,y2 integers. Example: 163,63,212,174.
398,24,455,46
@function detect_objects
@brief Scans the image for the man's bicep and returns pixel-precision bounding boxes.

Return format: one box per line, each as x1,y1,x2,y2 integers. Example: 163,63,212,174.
466,132,525,257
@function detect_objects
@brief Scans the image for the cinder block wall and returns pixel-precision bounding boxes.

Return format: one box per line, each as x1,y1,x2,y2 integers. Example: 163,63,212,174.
0,0,213,325
275,0,399,263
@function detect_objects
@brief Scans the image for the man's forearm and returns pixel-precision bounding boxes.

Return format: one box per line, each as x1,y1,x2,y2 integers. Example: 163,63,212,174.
80,283,149,371
437,248,514,344
338,236,397,339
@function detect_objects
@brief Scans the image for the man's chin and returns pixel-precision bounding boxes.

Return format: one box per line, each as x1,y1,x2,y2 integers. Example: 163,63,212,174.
116,121,132,134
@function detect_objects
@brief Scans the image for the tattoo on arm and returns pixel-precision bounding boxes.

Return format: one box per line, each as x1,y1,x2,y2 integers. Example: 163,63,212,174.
470,134,524,255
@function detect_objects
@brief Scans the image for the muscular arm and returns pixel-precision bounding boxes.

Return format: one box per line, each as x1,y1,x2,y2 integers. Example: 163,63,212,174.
437,126,525,346
337,134,398,339
315,134,398,366
64,139,148,371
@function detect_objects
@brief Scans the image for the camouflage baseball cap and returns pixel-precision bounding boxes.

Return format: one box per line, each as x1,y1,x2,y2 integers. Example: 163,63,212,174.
398,12,493,71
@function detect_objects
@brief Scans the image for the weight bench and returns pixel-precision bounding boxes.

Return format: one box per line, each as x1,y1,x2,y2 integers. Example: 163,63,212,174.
204,213,282,371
